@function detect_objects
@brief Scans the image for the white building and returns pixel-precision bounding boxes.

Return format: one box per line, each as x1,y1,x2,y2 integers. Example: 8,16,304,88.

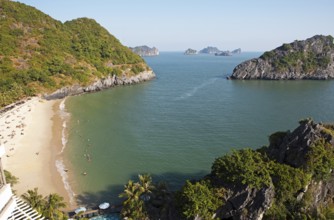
0,144,44,220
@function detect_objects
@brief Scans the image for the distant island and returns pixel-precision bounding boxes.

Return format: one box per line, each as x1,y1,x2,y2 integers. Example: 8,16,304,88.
199,46,242,56
215,48,242,56
184,48,197,55
229,35,334,80
199,46,221,54
130,46,159,57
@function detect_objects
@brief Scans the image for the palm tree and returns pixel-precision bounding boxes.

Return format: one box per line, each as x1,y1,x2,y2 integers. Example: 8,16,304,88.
119,180,140,205
42,193,67,220
119,180,148,219
4,170,19,186
21,188,45,213
139,174,154,193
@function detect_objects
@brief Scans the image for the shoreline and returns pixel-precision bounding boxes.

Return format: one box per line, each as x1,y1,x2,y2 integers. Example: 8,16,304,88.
0,97,75,209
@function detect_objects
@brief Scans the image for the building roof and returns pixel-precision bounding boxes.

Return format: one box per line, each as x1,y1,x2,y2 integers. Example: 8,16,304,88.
6,196,44,220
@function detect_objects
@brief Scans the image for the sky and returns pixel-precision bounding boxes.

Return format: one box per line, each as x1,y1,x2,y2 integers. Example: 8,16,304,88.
16,0,334,52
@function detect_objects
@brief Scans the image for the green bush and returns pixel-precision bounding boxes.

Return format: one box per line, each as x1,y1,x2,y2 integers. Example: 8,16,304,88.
177,180,223,220
269,162,310,201
212,149,272,189
306,138,334,180
269,131,288,146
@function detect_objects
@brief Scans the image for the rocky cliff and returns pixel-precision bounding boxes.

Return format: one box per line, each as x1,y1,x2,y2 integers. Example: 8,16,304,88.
230,35,334,79
44,70,155,100
130,46,159,56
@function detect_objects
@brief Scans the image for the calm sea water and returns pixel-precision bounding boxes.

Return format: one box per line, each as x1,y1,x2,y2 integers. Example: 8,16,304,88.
64,52,334,205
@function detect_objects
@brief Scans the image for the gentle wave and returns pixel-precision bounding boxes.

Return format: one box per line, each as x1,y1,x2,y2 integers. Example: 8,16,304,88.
59,98,66,111
56,98,75,205
61,121,67,154
59,98,69,153
175,77,218,100
55,159,75,206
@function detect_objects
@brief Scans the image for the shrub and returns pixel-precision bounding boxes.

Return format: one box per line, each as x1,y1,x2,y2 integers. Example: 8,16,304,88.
306,138,334,180
177,180,223,220
211,149,272,189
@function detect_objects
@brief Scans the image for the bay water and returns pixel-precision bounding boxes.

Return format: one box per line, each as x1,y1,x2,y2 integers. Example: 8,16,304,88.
63,52,334,205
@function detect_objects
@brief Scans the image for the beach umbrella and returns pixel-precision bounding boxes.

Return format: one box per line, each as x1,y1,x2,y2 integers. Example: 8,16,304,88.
74,207,86,214
99,202,110,210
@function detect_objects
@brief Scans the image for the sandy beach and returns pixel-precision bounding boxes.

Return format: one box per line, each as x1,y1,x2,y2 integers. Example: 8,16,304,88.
0,97,73,208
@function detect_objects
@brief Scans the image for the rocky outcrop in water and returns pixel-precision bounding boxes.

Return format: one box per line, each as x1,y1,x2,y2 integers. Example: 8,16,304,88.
215,51,232,56
231,48,242,54
44,70,155,100
184,48,197,55
130,46,159,56
230,35,334,80
199,46,221,54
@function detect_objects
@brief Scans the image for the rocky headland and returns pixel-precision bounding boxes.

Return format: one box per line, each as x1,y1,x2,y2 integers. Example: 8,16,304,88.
130,46,159,56
44,70,155,100
230,35,334,80
184,48,197,55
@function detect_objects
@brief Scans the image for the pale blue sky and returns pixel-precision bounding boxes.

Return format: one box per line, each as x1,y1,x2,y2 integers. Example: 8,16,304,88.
16,0,334,51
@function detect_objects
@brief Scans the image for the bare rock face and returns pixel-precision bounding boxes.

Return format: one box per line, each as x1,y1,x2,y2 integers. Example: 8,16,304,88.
217,185,274,220
266,119,334,210
230,35,334,80
43,70,155,100
267,119,334,168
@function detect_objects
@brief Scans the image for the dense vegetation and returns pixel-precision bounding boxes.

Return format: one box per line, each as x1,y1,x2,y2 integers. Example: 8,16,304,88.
0,0,147,107
4,169,19,186
120,121,334,219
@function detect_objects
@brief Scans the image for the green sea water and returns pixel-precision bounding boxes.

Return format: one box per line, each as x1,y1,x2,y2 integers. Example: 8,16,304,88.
63,52,334,205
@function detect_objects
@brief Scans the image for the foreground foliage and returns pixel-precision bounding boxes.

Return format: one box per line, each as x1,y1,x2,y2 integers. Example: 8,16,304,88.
22,188,67,220
120,122,334,219
4,169,19,186
212,148,272,189
177,180,223,219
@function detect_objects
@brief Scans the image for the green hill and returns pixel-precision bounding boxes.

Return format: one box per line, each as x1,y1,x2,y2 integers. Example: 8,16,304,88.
0,0,147,107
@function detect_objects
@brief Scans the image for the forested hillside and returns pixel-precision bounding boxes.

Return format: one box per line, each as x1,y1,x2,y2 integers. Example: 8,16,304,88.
0,0,147,107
